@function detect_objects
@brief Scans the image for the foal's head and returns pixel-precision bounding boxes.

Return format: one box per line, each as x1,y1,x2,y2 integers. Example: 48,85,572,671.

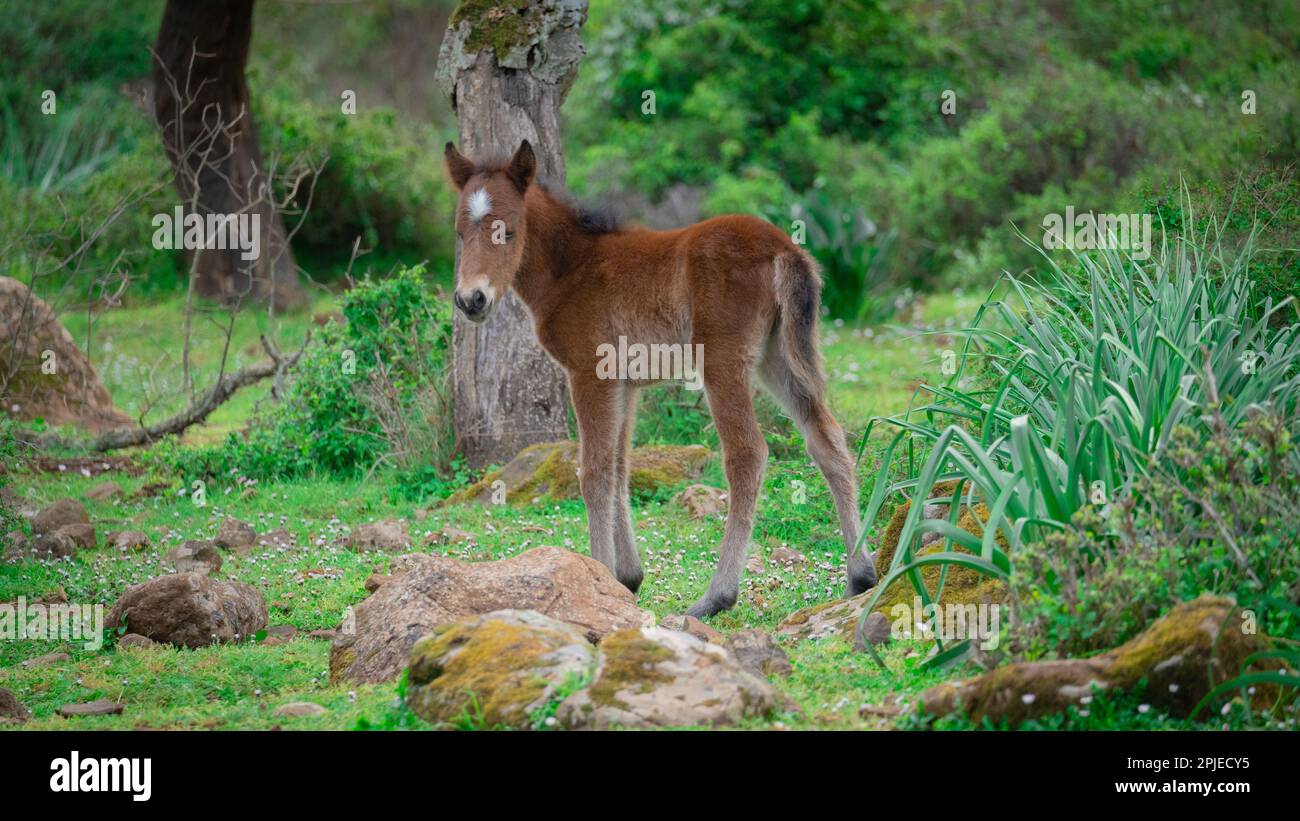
443,140,536,323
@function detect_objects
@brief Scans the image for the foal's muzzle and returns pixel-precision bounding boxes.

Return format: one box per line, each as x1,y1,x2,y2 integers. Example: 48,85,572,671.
454,288,490,322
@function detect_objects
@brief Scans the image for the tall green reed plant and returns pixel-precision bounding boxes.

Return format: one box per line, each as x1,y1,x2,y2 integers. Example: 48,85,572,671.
854,220,1300,667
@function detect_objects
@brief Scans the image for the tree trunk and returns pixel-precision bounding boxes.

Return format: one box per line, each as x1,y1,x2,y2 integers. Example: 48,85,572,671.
436,1,588,468
152,0,303,311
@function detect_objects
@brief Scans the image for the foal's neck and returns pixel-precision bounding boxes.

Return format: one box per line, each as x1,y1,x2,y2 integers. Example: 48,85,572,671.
511,188,598,316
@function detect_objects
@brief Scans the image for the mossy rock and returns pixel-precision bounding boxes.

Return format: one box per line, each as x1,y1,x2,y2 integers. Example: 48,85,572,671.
443,441,711,506
776,488,1006,646
871,483,1007,615
920,594,1280,724
557,626,785,729
405,609,597,730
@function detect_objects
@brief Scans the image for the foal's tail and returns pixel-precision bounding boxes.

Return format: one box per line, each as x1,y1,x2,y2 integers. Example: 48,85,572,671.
772,250,827,418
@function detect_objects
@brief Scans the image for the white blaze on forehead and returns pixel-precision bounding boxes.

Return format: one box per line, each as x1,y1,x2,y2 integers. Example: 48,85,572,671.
467,188,492,223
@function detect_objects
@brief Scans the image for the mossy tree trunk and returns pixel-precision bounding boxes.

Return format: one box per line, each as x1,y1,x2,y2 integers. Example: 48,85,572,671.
437,0,588,468
152,0,303,311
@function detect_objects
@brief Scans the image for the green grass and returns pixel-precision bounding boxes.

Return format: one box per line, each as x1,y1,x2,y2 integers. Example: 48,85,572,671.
55,292,338,445
1,289,1280,731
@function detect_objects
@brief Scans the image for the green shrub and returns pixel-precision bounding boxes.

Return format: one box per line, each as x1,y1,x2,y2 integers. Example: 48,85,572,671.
168,266,453,483
856,219,1300,664
1013,414,1300,657
257,88,457,277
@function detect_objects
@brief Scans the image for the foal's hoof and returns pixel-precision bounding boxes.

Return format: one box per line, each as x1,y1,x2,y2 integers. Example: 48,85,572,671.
618,570,644,595
845,558,878,598
685,591,737,619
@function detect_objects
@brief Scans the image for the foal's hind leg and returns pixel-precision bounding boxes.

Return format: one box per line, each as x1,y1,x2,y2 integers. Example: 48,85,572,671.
687,361,767,618
759,347,876,596
611,386,644,592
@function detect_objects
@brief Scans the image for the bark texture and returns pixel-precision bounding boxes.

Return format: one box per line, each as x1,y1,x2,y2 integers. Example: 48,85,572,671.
437,0,588,468
153,0,303,310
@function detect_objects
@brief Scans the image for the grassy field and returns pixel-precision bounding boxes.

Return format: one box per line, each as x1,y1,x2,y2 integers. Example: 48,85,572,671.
0,291,1247,731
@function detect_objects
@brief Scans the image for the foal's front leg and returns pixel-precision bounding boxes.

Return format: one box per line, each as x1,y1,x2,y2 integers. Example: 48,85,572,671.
570,376,621,581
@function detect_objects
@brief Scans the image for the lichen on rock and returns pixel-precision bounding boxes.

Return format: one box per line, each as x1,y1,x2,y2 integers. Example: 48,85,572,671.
405,609,597,729
919,594,1278,724
443,440,710,506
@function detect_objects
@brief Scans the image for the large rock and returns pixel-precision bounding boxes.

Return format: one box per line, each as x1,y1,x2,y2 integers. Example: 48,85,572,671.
406,610,597,729
345,519,411,553
0,277,132,432
32,498,89,535
330,545,650,684
920,595,1273,724
445,441,711,506
557,627,784,729
106,572,267,648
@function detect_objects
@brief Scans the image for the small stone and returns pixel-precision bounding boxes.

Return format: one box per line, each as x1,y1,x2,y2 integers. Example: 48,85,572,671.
257,527,297,548
107,572,267,648
854,611,893,650
745,551,765,575
32,498,89,535
29,531,78,559
723,629,793,678
660,613,723,644
117,633,157,650
107,530,152,551
346,519,410,552
214,518,256,553
770,546,808,566
262,625,298,644
432,526,475,545
55,522,96,550
0,687,31,723
674,484,726,519
58,699,124,717
85,482,123,501
21,652,71,668
273,701,328,718
165,540,223,575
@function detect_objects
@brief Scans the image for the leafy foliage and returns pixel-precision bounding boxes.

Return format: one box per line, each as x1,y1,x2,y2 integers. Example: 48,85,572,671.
168,266,453,483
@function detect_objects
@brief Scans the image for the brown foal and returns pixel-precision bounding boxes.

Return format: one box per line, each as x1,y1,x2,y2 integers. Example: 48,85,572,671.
445,140,875,617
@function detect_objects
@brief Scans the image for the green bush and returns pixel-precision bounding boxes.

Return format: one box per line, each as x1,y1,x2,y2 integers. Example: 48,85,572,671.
257,88,457,277
856,220,1300,664
168,265,453,483
1013,414,1300,658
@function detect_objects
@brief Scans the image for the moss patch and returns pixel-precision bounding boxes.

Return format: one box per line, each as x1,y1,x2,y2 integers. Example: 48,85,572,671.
587,629,676,711
451,0,537,57
406,615,592,729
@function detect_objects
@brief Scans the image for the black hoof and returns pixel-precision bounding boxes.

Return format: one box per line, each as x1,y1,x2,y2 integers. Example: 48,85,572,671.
685,592,736,619
619,571,644,595
846,558,878,598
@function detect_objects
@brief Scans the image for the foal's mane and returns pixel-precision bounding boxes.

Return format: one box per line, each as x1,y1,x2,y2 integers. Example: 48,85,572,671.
471,152,622,235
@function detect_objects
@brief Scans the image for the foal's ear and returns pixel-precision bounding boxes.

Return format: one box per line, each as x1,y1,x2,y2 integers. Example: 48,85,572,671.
506,140,536,193
444,142,475,190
